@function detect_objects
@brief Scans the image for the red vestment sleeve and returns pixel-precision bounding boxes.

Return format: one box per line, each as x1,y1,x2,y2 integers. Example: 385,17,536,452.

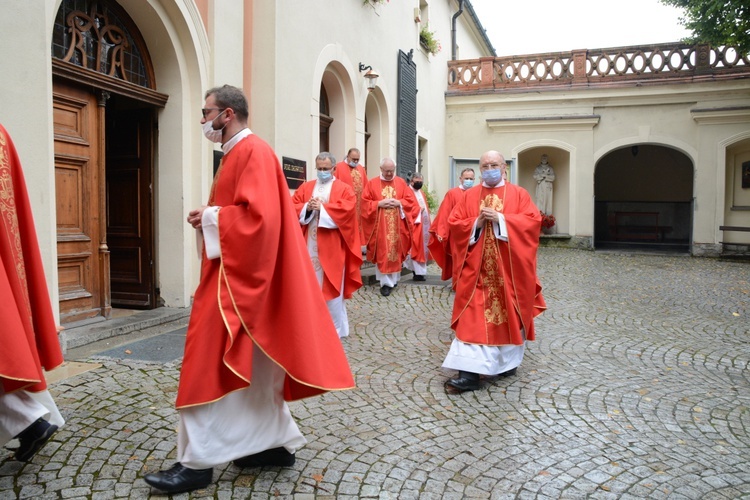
0,124,63,394
428,187,464,281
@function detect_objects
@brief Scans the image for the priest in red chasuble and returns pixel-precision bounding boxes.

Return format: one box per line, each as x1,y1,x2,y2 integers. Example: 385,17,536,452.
361,158,419,296
403,171,431,281
0,123,65,462
292,152,363,338
443,151,546,393
334,148,368,247
144,86,355,495
428,167,475,287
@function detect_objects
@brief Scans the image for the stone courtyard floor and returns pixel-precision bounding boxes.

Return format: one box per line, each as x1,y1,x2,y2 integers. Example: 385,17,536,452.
1,248,749,499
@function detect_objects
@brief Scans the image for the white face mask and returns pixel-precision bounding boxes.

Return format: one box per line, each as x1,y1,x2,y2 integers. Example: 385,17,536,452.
202,110,227,143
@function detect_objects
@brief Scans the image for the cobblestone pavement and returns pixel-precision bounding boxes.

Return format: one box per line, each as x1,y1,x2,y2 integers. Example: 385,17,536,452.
1,248,749,499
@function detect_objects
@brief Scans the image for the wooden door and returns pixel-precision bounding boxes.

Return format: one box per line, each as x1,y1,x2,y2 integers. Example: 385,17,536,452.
53,79,108,323
106,105,156,308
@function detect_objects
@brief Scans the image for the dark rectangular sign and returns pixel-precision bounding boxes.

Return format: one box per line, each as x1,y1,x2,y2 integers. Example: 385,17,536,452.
282,156,306,189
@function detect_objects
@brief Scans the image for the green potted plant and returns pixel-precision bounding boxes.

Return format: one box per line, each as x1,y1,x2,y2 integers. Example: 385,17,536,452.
419,25,441,56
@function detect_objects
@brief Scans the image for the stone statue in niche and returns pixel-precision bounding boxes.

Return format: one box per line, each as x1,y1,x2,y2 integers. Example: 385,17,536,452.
533,154,555,216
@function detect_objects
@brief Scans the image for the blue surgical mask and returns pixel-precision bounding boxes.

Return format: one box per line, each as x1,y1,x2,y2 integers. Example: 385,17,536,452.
482,168,502,186
462,179,474,189
317,170,333,183
348,160,358,167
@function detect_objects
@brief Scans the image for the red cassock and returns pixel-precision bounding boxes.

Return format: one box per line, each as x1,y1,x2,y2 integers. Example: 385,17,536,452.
0,124,63,394
361,177,419,274
427,186,465,282
176,134,355,409
449,183,547,346
291,179,363,300
409,188,431,263
333,162,368,246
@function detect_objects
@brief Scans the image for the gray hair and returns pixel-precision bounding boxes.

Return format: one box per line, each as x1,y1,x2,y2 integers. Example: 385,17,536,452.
380,157,396,168
316,152,336,166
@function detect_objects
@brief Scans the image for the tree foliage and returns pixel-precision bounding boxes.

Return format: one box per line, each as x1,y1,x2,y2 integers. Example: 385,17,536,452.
661,0,750,53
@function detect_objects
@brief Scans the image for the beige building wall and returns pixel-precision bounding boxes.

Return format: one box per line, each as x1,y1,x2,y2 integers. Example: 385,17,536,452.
445,80,750,254
250,0,491,190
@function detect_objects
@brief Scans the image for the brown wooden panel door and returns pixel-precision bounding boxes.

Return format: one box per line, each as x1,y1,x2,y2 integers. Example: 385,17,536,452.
53,80,105,323
106,106,155,308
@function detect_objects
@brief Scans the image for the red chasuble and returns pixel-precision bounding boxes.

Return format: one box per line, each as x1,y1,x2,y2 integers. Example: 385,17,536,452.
449,183,546,346
361,177,419,274
409,188,431,263
333,161,368,246
291,179,363,300
428,187,465,282
176,134,355,409
0,124,63,394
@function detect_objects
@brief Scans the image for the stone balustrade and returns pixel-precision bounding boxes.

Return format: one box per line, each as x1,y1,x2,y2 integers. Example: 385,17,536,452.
447,43,750,93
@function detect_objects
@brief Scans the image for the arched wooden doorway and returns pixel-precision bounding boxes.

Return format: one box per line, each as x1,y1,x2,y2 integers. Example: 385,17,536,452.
51,0,168,323
594,144,693,252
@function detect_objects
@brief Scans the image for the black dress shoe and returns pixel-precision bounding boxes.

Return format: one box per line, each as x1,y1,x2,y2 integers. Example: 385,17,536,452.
233,447,296,468
14,418,58,462
445,371,481,392
380,285,392,296
413,274,426,282
498,367,517,377
143,463,212,494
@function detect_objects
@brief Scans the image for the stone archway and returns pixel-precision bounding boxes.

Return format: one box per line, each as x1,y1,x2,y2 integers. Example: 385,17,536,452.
364,87,389,178
594,144,693,252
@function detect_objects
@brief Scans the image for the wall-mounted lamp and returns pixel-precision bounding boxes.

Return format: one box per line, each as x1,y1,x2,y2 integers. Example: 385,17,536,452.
359,63,379,91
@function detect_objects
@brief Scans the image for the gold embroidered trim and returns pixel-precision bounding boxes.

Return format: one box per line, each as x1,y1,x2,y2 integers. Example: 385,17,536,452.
0,129,32,319
479,190,507,326
381,185,399,262
351,168,363,230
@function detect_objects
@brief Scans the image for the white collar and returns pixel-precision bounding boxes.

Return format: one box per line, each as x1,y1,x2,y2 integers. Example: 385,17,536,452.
481,179,505,188
222,128,252,154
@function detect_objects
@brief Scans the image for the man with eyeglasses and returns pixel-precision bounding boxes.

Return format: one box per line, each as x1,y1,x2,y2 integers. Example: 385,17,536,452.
428,167,476,288
292,152,363,338
143,85,355,494
443,151,546,393
361,158,419,296
334,148,368,248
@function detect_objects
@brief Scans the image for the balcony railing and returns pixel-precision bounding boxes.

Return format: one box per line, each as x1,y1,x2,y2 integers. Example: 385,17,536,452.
447,43,750,94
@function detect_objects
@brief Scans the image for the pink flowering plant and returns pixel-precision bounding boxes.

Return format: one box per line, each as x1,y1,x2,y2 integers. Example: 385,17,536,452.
419,25,441,55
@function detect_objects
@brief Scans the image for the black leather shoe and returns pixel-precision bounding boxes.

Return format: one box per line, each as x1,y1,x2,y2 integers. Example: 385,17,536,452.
143,463,212,494
14,418,58,462
445,371,481,392
413,274,426,282
233,447,296,468
498,367,517,377
380,285,392,296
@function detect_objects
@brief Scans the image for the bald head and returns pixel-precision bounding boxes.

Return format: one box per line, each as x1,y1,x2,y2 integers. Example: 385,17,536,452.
479,150,507,187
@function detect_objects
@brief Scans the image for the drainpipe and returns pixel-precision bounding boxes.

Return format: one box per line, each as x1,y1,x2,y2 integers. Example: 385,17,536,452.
451,0,464,61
